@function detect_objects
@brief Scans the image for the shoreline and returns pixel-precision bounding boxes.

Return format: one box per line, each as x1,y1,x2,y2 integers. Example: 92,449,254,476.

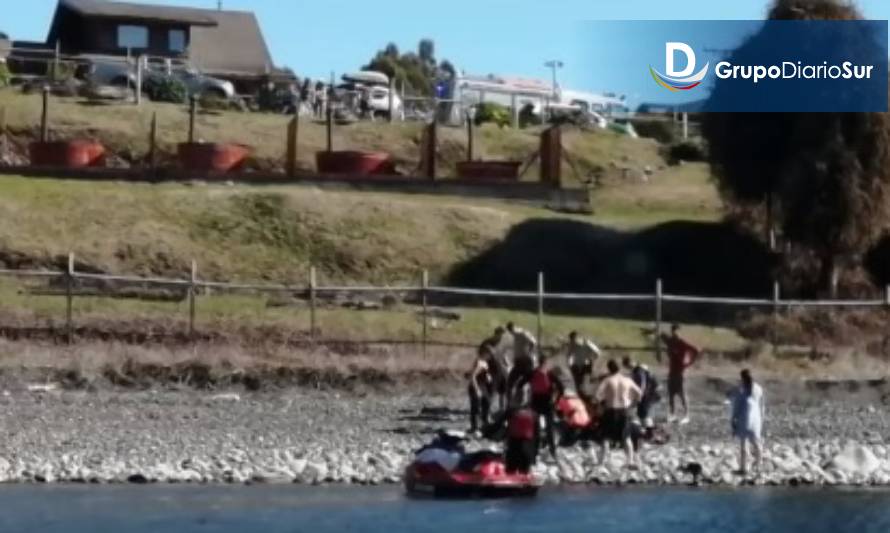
0,384,887,488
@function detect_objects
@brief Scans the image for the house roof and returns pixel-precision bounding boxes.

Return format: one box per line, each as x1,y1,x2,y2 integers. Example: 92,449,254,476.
59,0,218,26
48,0,277,78
189,10,273,77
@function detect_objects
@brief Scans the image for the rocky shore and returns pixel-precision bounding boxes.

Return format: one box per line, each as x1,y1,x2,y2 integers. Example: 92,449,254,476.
0,378,888,487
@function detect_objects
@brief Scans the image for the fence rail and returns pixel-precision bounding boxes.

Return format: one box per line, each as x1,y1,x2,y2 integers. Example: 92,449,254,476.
2,253,889,353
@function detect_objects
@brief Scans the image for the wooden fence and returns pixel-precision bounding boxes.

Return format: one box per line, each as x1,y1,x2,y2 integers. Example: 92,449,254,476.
1,253,889,357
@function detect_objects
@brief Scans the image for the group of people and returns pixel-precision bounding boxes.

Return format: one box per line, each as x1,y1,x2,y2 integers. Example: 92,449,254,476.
463,322,766,476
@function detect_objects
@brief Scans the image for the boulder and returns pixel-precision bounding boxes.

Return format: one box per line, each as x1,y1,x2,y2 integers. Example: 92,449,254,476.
826,444,881,479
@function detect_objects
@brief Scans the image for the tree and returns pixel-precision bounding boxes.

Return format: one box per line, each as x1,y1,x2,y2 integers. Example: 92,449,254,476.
701,0,890,296
362,39,453,97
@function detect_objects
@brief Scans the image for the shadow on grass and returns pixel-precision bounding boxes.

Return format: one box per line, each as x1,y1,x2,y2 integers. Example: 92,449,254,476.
446,218,778,325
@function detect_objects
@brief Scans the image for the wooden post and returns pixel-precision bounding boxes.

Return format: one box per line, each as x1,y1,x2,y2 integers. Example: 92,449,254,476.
41,87,50,143
537,272,544,348
309,266,317,342
188,95,198,144
286,115,300,178
135,55,143,106
188,260,197,339
66,252,74,344
148,112,158,175
0,106,6,156
655,279,663,363
422,120,437,180
540,126,562,186
511,93,519,129
326,72,334,152
421,270,429,357
466,113,474,161
682,112,689,141
885,284,890,307
772,280,781,347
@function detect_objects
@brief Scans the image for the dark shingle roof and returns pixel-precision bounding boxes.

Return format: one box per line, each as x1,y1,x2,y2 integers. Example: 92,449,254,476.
189,10,273,77
61,0,218,26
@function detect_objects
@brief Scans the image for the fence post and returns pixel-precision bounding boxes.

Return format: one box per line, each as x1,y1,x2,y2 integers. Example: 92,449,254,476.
188,260,197,339
537,272,544,348
135,55,143,106
188,95,198,144
655,279,663,363
41,87,50,143
66,252,74,344
466,113,474,161
286,115,300,178
309,266,317,342
885,284,890,307
148,112,158,176
772,280,781,346
421,270,429,357
0,106,6,157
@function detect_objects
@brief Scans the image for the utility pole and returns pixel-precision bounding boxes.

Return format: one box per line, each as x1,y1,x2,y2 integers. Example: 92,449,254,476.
544,60,563,121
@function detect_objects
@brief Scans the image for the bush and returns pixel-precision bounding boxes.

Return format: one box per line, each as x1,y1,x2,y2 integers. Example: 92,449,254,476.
474,102,511,128
0,61,9,88
144,77,187,104
518,103,541,128
46,60,76,83
630,119,676,144
199,92,233,112
666,140,708,164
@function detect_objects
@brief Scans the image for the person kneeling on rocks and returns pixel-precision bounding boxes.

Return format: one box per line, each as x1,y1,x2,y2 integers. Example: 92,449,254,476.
730,369,765,475
505,407,538,474
595,359,642,468
554,390,591,447
415,430,467,472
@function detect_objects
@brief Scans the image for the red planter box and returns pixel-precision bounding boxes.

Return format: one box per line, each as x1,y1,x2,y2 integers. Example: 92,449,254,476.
456,160,522,180
178,143,251,173
29,140,106,168
316,150,395,176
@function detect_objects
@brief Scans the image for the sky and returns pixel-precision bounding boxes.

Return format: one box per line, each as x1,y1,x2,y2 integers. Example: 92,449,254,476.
7,0,890,106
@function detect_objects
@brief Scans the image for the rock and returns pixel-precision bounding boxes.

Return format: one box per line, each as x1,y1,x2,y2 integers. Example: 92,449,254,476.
127,474,149,484
826,444,881,478
210,393,241,402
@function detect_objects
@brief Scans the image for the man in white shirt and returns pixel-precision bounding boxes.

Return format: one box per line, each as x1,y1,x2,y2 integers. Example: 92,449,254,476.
566,331,602,395
505,322,538,406
595,359,642,468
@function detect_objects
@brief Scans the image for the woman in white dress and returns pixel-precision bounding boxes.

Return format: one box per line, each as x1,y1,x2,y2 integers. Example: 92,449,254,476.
730,369,765,475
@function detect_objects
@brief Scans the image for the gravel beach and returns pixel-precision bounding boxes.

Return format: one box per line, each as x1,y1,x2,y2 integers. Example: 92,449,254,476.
0,376,889,487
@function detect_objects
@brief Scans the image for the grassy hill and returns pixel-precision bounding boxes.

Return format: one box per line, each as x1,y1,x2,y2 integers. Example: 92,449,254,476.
0,89,666,183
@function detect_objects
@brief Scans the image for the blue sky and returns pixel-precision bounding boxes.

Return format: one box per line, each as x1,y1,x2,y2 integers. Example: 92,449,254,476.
8,0,890,105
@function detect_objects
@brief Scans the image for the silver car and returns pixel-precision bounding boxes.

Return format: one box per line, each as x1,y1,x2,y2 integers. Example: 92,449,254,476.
85,57,235,100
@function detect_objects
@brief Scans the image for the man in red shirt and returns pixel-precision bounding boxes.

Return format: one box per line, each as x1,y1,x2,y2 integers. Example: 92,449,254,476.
661,324,700,424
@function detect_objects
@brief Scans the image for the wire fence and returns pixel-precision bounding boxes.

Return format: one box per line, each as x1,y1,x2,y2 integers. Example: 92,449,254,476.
2,253,889,360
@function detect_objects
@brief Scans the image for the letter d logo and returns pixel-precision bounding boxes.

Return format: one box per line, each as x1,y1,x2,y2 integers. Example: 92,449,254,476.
650,42,710,92
666,42,696,77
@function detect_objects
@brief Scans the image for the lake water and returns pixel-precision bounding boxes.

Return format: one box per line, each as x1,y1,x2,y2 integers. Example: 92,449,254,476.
1,485,889,533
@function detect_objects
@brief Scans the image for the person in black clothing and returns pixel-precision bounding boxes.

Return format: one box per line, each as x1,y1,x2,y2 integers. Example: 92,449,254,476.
527,355,557,458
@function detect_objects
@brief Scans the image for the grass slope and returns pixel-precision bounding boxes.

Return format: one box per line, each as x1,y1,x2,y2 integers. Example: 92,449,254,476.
0,89,664,183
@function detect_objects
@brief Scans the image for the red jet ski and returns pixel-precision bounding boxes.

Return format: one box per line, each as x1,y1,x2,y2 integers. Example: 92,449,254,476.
404,453,541,499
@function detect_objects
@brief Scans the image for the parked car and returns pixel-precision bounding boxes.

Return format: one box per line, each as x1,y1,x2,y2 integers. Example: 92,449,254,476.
85,57,235,100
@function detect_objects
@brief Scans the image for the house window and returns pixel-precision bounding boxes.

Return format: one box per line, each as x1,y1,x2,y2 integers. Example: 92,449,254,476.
117,25,148,49
169,29,186,53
